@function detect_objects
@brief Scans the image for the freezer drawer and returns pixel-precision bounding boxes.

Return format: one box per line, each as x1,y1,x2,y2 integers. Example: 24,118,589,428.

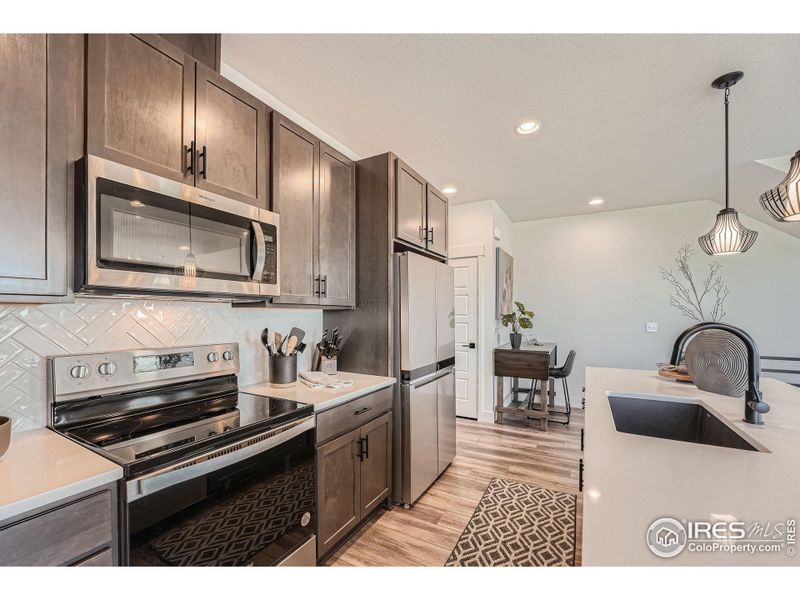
437,370,456,474
400,373,442,505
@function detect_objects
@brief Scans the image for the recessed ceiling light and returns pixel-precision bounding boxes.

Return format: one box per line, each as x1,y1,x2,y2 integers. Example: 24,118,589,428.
516,120,541,135
588,197,605,206
441,186,458,195
130,200,144,208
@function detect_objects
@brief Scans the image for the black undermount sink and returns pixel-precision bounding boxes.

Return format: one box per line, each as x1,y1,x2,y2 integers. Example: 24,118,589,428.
607,394,759,452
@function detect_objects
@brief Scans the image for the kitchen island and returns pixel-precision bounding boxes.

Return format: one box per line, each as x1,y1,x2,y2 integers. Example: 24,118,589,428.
582,367,800,566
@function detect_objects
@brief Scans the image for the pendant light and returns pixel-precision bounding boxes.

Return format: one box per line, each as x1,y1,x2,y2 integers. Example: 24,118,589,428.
698,71,758,256
760,150,800,221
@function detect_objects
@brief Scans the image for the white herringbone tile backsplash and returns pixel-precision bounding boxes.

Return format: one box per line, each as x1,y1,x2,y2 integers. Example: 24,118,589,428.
0,299,322,432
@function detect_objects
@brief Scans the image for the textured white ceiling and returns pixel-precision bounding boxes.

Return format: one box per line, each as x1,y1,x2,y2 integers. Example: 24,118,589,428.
222,34,800,235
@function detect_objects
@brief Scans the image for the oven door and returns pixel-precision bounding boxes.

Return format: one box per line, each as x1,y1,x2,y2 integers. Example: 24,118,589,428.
82,155,278,298
123,416,316,566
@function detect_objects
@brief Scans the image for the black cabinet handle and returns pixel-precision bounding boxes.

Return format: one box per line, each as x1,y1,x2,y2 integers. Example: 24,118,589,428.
321,275,327,297
356,438,363,461
363,436,369,460
199,145,207,179
428,227,434,245
579,458,584,492
354,406,371,416
314,275,320,296
185,141,195,175
580,428,585,452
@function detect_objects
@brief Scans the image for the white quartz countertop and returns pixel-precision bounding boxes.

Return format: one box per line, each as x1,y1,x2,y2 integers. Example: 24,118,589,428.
0,428,122,523
241,371,396,413
582,368,800,566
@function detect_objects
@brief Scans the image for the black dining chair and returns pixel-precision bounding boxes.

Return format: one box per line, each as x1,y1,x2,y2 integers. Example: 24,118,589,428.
526,349,576,425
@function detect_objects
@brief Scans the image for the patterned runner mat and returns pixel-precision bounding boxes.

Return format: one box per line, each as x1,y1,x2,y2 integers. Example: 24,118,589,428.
445,478,576,566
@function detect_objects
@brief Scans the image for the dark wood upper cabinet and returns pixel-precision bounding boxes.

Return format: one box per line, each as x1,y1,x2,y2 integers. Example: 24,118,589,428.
426,185,448,257
0,34,83,300
195,64,269,208
359,411,392,516
157,34,220,72
316,428,361,558
395,159,427,248
87,34,195,185
271,114,319,304
318,142,355,307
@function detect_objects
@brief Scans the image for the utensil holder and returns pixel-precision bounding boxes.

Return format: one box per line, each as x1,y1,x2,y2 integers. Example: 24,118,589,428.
320,357,337,376
269,354,297,388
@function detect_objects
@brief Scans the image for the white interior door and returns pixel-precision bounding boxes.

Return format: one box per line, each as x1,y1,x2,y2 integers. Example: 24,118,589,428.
450,257,479,419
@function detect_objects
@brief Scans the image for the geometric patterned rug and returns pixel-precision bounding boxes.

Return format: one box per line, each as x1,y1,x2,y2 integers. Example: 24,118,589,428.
445,478,576,566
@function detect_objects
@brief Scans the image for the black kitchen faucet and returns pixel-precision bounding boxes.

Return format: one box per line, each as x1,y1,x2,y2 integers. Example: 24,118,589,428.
670,322,770,425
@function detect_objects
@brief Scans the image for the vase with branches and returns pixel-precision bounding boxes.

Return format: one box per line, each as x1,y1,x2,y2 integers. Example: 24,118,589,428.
659,243,730,322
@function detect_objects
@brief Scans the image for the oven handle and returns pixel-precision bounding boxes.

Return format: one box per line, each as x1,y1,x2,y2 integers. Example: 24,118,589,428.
126,415,315,501
251,221,266,282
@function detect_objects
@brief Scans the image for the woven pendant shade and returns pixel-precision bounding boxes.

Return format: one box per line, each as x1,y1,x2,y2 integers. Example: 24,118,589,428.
760,150,800,222
698,72,757,256
698,208,758,255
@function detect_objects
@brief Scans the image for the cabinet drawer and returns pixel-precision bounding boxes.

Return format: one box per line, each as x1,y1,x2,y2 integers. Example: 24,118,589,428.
73,547,113,566
0,490,113,566
316,387,393,445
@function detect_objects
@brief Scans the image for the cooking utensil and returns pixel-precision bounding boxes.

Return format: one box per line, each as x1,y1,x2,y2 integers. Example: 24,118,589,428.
286,335,298,355
260,328,273,356
274,332,283,356
288,327,306,347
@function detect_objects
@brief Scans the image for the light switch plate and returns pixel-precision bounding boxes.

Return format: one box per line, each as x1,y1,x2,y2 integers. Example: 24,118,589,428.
646,322,658,333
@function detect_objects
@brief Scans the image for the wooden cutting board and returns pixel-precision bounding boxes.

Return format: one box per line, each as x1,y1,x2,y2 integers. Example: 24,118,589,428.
658,369,693,383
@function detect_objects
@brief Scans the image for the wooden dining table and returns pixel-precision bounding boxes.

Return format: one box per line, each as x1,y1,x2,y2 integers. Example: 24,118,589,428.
494,342,557,430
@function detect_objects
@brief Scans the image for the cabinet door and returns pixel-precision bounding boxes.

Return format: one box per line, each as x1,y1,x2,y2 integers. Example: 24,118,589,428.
359,412,392,516
272,115,319,304
195,64,269,208
426,185,448,257
0,34,82,299
157,34,220,71
87,34,195,184
316,429,361,559
395,159,427,248
318,142,355,307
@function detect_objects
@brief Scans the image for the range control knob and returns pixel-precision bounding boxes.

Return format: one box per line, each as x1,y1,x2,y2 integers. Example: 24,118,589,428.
98,361,117,377
207,352,220,363
68,364,90,380
222,350,234,361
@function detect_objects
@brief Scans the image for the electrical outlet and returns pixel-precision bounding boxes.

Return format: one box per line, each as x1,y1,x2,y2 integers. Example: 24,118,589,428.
646,322,658,333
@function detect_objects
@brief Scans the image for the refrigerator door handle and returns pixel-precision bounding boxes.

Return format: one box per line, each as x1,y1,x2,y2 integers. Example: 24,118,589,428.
407,367,453,389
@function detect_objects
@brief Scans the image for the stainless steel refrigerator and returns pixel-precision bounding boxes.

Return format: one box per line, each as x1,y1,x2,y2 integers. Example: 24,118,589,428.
393,252,456,506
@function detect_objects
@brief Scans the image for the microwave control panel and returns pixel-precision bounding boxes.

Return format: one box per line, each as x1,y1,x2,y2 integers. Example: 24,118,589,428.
262,222,278,285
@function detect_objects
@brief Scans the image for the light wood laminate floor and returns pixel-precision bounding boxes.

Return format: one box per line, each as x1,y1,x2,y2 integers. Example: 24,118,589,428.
325,410,584,566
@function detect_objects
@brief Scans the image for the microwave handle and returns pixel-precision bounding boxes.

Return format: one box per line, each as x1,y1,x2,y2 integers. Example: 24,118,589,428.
252,221,266,281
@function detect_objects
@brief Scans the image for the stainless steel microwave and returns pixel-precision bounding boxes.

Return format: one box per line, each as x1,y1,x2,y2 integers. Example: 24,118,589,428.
75,155,279,300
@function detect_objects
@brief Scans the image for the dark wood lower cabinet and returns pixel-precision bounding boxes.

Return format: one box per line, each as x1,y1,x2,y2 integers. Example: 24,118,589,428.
316,404,392,561
316,429,361,556
0,485,118,566
359,412,392,516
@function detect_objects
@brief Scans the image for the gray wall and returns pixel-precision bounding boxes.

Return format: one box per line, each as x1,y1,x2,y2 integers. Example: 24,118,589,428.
512,200,800,399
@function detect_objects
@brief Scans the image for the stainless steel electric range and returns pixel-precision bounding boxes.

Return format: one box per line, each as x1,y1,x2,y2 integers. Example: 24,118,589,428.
48,343,316,566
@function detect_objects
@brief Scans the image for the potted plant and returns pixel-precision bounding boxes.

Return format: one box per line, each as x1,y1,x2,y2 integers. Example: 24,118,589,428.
501,301,534,349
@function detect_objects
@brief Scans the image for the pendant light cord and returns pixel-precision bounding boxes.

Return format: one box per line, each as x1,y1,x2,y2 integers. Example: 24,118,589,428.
724,86,730,210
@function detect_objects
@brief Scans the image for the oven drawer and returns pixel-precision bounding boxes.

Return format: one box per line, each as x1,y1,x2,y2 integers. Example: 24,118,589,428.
0,490,113,566
316,386,392,445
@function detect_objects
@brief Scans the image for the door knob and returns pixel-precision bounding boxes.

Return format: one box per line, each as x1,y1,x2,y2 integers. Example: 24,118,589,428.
461,343,476,349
